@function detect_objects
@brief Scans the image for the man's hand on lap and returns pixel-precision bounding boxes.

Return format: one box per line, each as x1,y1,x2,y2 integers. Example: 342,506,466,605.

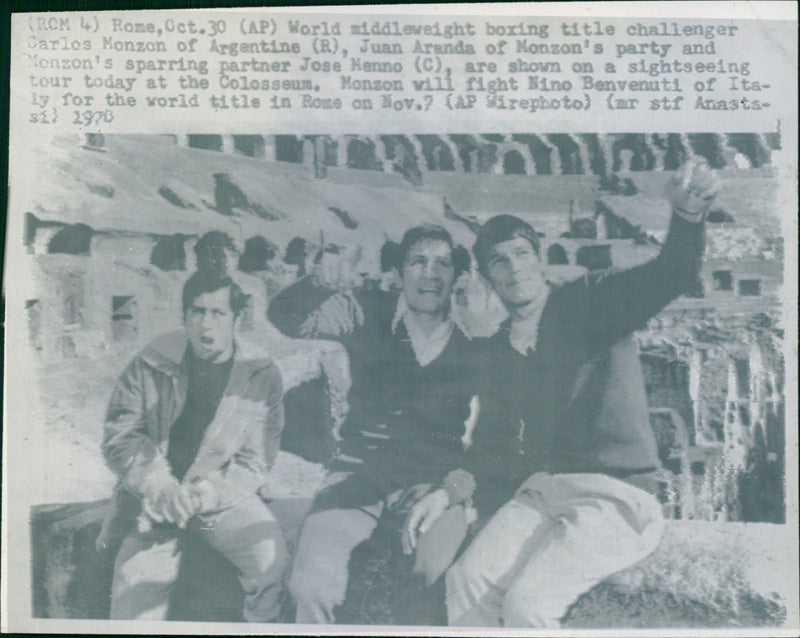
402,489,450,555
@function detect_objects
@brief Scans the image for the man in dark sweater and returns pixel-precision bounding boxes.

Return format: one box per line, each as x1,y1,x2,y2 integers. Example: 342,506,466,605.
267,225,481,623
432,159,719,627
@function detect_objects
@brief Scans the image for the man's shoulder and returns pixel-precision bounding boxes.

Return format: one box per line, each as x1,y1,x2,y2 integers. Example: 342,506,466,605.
135,331,187,370
234,338,278,370
233,338,284,392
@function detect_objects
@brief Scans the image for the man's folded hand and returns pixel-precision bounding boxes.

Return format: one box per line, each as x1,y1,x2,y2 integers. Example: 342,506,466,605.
187,479,219,514
141,481,196,528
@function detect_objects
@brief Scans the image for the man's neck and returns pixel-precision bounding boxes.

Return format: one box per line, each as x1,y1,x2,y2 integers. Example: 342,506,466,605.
406,308,448,336
507,286,550,323
189,344,234,365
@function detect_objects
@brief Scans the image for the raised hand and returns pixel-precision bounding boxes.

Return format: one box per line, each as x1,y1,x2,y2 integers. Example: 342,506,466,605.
668,158,720,223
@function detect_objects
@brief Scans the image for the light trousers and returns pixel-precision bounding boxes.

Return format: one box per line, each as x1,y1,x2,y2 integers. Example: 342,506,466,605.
446,472,664,628
288,477,469,624
110,495,288,622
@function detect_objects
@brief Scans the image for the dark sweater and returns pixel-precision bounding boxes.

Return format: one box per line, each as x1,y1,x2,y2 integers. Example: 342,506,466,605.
166,348,234,481
268,283,482,495
470,213,704,516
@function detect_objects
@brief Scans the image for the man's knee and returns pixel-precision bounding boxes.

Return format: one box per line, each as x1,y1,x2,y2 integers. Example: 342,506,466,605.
109,531,181,620
288,557,343,610
249,533,290,589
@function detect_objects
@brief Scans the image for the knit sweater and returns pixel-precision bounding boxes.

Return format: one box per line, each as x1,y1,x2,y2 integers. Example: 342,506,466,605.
268,282,482,494
470,213,705,516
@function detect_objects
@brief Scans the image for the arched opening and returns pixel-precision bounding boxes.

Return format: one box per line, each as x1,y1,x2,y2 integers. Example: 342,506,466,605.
547,243,569,265
711,270,733,291
725,134,771,168
284,237,308,277
187,135,223,152
347,138,379,170
611,134,654,172
239,236,278,272
151,234,187,271
48,224,92,256
275,135,304,163
502,150,526,175
233,135,265,158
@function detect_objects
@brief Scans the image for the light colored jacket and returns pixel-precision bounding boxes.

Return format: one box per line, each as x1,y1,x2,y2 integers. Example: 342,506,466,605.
98,330,284,545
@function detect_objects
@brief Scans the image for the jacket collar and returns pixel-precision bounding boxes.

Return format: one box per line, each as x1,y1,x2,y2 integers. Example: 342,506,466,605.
139,330,273,377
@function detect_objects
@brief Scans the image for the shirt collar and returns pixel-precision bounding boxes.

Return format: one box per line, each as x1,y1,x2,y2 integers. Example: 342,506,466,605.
507,289,549,356
392,294,455,367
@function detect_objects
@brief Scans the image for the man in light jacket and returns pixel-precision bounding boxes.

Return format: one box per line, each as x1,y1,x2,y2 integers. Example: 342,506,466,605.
99,269,288,621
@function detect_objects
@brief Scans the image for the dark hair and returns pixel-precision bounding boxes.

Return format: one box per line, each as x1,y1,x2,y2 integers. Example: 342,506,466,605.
473,215,541,278
398,224,469,277
182,270,248,317
451,244,472,276
379,240,402,273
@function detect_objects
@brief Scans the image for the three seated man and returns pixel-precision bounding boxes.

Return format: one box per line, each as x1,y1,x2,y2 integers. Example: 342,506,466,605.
100,159,718,626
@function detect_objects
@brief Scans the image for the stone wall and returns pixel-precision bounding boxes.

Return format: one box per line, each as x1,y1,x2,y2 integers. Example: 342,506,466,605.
31,500,790,628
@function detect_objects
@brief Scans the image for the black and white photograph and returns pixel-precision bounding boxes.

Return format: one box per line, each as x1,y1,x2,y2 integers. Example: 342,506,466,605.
3,4,798,635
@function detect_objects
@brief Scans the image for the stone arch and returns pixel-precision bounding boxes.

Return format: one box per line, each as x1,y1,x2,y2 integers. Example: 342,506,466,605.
611,134,655,172
512,134,555,174
547,243,569,265
421,136,457,171
547,134,584,174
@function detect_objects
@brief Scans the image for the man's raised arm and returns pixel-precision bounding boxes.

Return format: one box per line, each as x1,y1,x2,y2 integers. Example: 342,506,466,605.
268,247,365,339
578,159,719,350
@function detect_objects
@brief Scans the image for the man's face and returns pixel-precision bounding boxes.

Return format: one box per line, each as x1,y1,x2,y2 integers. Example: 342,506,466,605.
184,287,236,362
485,237,546,307
401,239,456,316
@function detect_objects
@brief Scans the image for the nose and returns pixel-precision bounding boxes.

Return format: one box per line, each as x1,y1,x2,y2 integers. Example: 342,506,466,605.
422,260,440,279
508,255,524,276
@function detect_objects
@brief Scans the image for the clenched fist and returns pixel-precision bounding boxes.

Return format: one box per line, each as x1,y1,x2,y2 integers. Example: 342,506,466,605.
668,158,720,223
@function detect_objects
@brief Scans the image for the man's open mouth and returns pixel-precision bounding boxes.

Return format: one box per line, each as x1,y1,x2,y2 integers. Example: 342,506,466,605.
200,336,214,345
